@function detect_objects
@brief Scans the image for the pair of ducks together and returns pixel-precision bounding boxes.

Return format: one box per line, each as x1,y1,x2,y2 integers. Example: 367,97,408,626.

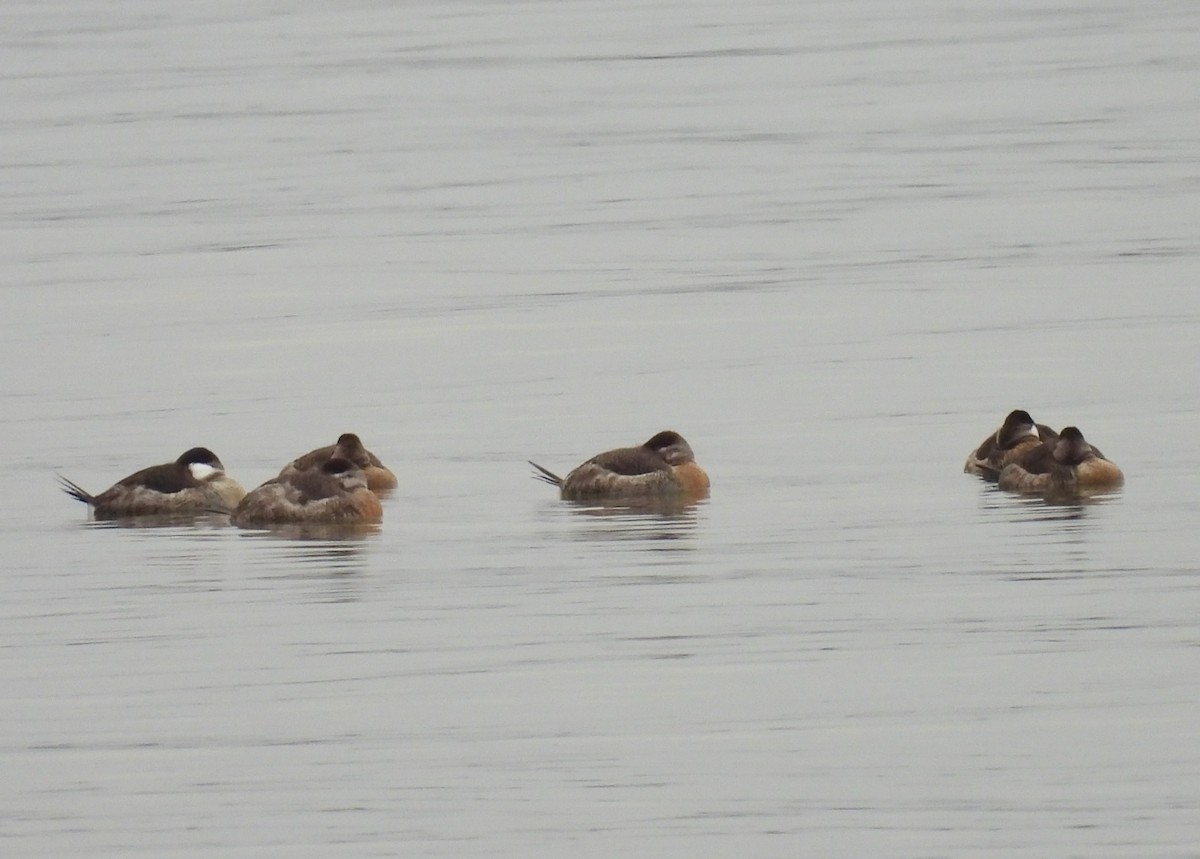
59,430,711,524
963,410,1124,498
59,433,396,526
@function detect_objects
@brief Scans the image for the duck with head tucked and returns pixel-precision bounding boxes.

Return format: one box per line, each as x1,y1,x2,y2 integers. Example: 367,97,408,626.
280,432,397,493
231,456,383,527
997,426,1123,498
58,447,246,519
963,409,1057,477
530,430,710,501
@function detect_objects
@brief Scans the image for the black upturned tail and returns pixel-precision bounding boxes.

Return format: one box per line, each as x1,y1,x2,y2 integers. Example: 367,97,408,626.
528,461,563,487
56,474,96,506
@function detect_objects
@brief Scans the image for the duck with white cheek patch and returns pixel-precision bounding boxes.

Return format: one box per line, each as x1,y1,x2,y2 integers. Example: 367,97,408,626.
58,447,246,518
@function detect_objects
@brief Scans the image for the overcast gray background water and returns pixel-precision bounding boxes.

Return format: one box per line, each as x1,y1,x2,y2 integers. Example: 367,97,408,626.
3,1,1199,855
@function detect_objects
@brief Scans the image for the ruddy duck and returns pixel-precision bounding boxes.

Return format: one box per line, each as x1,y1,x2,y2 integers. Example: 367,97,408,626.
530,430,710,501
280,433,397,492
963,409,1055,476
231,456,383,527
998,426,1124,497
58,447,246,519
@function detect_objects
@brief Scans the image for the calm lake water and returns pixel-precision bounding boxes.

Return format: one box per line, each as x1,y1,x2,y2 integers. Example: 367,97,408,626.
3,0,1199,855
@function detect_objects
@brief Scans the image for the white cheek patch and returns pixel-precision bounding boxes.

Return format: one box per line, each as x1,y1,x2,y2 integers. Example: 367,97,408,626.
189,462,218,480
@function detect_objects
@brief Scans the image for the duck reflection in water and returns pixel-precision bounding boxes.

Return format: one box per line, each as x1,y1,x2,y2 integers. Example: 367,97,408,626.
561,503,704,547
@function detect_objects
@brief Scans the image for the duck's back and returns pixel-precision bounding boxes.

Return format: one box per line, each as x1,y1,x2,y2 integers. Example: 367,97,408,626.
232,474,381,526
283,443,396,492
92,470,243,518
559,446,678,499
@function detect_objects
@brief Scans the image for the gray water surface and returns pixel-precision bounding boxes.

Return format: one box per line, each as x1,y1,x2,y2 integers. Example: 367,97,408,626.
3,1,1199,855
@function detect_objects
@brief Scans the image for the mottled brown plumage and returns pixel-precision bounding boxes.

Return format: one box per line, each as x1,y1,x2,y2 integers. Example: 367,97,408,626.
531,430,710,501
233,457,383,527
998,426,1124,497
963,410,1048,477
280,433,397,492
58,447,246,519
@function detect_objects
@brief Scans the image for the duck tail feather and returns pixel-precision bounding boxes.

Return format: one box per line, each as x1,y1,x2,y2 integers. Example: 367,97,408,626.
56,474,95,506
528,461,563,487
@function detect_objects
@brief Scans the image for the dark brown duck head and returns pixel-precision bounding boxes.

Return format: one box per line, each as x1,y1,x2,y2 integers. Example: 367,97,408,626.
175,447,226,479
331,433,372,468
321,455,370,492
1052,427,1094,466
995,410,1039,449
642,431,696,465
